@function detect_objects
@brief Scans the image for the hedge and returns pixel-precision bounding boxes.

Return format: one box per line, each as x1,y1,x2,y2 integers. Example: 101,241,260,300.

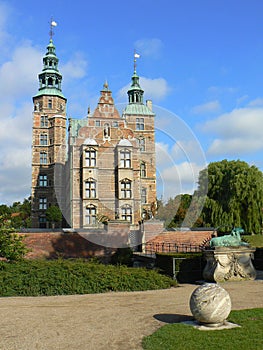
0,259,177,296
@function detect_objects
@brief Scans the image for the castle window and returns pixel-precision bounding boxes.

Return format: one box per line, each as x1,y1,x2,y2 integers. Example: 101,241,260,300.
39,216,47,228
85,179,96,198
85,205,97,226
120,149,131,168
136,118,144,130
141,188,147,204
121,205,132,222
47,78,53,87
140,162,146,177
85,148,96,167
39,174,48,187
112,121,118,127
120,179,132,199
40,134,48,145
40,115,48,127
137,137,145,152
39,197,47,210
48,99,52,109
95,120,101,127
40,152,47,164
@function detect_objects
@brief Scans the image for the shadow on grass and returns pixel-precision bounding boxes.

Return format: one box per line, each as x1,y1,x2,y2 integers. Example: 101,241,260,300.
154,313,194,324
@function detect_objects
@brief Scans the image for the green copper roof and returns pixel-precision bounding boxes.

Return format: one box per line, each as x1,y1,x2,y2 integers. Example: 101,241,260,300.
122,103,155,116
34,87,66,99
35,39,65,98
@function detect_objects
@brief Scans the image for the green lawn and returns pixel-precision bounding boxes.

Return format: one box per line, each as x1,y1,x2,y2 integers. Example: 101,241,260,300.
142,308,263,350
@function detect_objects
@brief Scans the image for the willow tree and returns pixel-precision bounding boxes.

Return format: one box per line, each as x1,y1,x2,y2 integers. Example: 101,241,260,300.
197,160,263,234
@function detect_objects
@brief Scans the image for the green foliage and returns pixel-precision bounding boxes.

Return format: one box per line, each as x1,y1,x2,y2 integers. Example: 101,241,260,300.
156,194,204,228
243,235,263,247
197,160,263,234
46,205,62,227
110,247,134,266
0,259,177,296
142,308,263,350
0,197,31,229
0,226,28,261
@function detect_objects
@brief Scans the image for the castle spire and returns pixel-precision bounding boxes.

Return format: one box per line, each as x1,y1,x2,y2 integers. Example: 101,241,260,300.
127,51,144,104
34,20,65,99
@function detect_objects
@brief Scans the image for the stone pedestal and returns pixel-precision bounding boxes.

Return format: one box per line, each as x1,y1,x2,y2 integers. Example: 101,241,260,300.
203,247,256,282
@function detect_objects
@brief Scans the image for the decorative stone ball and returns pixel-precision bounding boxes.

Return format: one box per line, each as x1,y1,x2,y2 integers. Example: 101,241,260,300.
190,283,231,326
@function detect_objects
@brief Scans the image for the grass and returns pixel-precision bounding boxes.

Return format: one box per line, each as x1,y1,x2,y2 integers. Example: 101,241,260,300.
243,234,263,247
142,308,263,350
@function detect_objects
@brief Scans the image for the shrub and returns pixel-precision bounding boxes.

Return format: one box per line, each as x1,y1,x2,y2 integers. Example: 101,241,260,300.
110,247,134,266
0,259,177,296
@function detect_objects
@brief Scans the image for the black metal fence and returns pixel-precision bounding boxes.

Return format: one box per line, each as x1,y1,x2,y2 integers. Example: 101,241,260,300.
143,242,203,255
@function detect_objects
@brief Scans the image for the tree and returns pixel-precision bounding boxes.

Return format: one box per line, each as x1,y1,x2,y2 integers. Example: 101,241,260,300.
46,205,62,228
0,216,28,261
197,160,263,234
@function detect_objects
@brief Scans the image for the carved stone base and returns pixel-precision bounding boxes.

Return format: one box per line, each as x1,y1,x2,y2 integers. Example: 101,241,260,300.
203,247,256,282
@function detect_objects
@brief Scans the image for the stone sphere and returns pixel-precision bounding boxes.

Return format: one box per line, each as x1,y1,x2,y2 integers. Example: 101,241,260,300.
190,283,231,326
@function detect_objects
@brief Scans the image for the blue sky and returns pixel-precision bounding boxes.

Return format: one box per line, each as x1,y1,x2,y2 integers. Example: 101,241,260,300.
1,0,263,205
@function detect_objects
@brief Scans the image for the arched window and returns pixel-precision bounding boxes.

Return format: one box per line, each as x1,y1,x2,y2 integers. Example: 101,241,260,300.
136,118,144,130
40,152,47,164
141,188,147,204
39,174,48,187
120,179,132,199
47,77,53,87
85,148,96,167
85,179,96,198
140,162,146,177
121,205,132,222
120,149,131,168
137,137,145,152
85,205,97,226
40,133,48,145
39,197,47,210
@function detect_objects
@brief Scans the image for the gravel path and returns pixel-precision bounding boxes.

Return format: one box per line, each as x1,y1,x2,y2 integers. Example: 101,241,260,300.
0,275,262,350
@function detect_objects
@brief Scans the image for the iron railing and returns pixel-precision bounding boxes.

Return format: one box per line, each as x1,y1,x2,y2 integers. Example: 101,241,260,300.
142,242,204,255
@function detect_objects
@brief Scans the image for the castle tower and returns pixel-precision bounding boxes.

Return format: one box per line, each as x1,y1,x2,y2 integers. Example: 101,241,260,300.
122,63,157,220
31,34,67,228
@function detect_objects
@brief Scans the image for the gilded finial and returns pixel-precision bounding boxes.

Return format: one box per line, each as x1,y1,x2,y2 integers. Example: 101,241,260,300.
49,18,58,40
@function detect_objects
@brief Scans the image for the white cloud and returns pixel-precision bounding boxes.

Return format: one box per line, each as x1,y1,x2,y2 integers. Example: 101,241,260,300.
191,100,221,114
61,52,88,80
248,98,263,107
134,38,163,58
202,107,263,156
157,161,203,201
0,42,42,98
0,102,32,204
117,76,170,102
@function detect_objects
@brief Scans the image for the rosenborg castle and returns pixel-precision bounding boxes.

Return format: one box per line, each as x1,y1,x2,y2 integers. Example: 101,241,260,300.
31,36,157,231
